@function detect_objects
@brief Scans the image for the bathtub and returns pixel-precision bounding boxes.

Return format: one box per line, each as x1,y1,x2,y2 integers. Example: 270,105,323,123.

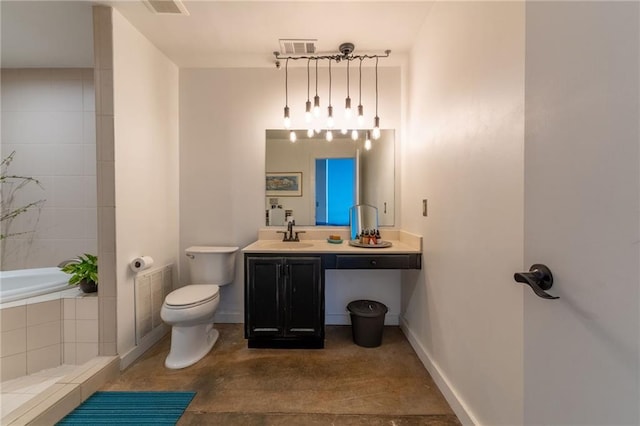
0,267,72,304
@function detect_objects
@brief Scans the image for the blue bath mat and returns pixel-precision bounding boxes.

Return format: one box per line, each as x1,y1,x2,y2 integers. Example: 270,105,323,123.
57,391,196,425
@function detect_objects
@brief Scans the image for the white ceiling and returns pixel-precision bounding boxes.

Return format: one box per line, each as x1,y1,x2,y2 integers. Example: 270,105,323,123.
1,1,433,68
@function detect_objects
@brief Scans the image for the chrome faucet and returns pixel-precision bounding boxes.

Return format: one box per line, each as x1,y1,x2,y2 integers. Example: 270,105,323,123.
277,220,305,242
57,258,80,268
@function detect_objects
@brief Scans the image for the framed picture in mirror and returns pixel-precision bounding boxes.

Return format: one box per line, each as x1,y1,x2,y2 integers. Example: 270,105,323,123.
266,172,303,197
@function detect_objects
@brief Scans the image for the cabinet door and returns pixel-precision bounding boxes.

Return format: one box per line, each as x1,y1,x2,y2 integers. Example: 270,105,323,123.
284,257,323,337
245,257,283,337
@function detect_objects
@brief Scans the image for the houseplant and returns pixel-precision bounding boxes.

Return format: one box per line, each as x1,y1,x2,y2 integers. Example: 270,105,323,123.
61,253,98,293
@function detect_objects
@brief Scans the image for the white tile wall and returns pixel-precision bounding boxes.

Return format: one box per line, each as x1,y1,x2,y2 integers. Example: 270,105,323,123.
61,296,99,365
1,295,99,382
0,68,97,271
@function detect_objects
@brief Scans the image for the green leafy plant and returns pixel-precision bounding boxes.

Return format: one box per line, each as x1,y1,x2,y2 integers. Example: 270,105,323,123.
61,254,98,286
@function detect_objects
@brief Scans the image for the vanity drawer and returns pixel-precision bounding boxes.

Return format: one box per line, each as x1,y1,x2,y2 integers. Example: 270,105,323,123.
335,254,420,269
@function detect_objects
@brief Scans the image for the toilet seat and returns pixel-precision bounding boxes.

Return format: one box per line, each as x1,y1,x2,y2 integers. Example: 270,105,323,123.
164,284,220,309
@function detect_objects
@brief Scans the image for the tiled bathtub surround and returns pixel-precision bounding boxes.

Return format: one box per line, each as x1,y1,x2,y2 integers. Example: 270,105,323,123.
0,295,98,382
0,68,97,271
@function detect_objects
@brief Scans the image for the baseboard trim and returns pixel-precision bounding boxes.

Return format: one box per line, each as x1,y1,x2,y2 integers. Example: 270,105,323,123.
120,325,169,370
400,317,478,426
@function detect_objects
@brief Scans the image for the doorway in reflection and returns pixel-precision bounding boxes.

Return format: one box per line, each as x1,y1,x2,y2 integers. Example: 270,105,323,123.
315,158,355,226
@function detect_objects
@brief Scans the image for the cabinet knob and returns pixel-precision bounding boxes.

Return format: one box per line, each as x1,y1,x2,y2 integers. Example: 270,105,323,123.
370,260,377,266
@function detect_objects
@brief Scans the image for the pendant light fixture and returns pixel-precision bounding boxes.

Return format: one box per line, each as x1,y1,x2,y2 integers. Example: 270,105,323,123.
327,59,334,129
274,43,390,141
305,58,312,123
313,59,320,118
372,56,380,140
283,58,290,129
357,57,364,126
345,59,352,120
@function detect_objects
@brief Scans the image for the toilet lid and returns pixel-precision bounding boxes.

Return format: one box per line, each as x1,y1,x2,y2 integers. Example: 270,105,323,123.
165,284,219,307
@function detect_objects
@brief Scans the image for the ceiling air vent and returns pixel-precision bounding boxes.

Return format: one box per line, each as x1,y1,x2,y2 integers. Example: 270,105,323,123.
143,0,190,15
279,39,317,55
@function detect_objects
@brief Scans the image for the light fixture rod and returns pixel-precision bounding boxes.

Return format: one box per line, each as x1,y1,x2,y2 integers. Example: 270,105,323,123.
273,50,391,62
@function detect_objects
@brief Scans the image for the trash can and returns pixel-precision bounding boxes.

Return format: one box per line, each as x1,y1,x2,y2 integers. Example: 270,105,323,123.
347,300,388,347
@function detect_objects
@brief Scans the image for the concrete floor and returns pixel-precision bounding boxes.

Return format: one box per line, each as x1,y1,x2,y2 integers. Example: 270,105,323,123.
101,324,460,425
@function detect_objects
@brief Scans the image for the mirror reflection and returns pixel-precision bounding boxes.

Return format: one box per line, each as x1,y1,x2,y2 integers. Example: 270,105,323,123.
265,129,395,227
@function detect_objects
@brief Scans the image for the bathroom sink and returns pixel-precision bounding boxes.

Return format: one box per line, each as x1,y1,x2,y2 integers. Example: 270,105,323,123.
261,242,314,250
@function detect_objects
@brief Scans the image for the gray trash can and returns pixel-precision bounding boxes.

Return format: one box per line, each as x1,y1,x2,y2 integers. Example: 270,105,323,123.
347,300,388,347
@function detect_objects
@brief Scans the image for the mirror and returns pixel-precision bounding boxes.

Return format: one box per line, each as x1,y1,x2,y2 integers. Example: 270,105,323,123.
265,129,395,227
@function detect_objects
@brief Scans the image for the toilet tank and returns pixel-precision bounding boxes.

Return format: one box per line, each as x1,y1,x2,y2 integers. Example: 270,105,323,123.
185,246,239,285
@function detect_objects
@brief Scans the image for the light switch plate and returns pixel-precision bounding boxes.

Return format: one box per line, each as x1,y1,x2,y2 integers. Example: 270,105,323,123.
422,199,428,217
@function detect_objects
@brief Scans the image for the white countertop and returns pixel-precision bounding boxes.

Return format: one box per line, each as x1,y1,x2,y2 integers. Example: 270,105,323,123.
242,229,422,254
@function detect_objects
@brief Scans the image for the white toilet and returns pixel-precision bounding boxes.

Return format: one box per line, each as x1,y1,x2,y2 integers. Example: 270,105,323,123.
160,245,238,369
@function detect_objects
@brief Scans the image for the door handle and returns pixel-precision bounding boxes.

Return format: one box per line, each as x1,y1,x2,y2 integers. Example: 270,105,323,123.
514,264,558,300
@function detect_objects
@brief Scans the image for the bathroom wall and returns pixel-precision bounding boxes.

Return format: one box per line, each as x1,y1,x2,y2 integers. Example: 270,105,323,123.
402,2,525,424
179,66,402,324
109,8,180,362
0,68,97,271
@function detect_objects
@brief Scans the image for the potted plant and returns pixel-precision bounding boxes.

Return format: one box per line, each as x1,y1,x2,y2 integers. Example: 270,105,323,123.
61,253,98,293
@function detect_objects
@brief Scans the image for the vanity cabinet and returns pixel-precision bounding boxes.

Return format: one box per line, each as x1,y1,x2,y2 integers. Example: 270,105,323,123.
245,255,324,348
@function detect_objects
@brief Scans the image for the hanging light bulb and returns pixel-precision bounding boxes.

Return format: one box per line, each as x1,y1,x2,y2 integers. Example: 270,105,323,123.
372,57,380,139
364,130,372,150
289,130,297,142
372,117,380,140
326,130,333,142
345,59,352,120
283,58,291,129
313,59,321,117
307,128,314,138
305,59,312,123
357,57,364,126
327,59,334,128
284,106,291,129
341,127,348,135
351,129,358,140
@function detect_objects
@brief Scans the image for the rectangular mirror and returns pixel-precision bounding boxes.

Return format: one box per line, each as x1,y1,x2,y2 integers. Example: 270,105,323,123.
265,129,395,227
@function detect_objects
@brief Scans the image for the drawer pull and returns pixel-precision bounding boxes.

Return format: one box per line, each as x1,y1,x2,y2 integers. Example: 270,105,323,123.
370,260,377,266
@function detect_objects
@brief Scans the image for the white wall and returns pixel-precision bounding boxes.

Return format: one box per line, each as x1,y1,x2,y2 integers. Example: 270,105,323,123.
1,68,97,270
179,66,402,324
111,9,179,357
402,3,525,424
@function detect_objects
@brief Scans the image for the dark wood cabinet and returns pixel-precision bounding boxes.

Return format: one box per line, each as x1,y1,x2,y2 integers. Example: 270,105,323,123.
245,256,324,348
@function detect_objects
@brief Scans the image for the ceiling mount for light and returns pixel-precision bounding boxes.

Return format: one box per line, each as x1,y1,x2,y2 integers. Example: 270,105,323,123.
339,42,355,57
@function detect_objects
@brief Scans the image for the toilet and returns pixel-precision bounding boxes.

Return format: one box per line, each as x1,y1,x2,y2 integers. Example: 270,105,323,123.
160,245,238,369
